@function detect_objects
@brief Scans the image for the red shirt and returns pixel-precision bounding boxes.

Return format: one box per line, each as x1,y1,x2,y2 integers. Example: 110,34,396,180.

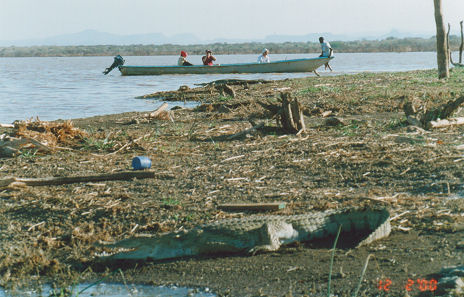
203,56,215,66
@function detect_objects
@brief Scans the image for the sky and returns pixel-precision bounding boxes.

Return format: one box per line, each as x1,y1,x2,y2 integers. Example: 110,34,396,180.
1,0,464,41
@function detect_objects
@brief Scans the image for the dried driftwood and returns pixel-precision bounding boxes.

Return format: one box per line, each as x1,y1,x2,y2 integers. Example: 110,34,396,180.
216,84,236,98
0,137,52,157
149,102,169,118
197,79,272,87
403,95,464,129
428,117,464,128
228,122,264,140
0,171,173,188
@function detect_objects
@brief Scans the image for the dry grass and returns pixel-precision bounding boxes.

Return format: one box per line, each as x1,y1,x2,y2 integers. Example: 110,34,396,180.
14,119,87,147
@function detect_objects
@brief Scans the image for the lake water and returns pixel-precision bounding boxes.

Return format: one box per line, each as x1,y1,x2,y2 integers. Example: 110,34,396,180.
0,52,438,124
0,283,216,297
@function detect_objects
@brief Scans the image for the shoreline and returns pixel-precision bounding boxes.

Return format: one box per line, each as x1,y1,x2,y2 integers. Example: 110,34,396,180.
1,69,464,296
0,52,439,124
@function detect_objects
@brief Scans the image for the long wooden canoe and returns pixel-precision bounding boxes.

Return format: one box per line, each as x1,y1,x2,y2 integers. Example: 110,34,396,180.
118,57,333,76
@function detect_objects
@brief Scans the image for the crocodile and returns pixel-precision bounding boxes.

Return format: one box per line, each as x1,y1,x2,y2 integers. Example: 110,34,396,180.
98,206,391,261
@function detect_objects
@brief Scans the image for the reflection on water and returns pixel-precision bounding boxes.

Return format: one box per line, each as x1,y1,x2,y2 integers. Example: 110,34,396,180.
0,283,216,297
0,53,437,123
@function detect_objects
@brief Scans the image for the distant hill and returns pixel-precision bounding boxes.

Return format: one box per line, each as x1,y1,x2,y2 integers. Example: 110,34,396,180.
0,29,433,47
0,30,200,46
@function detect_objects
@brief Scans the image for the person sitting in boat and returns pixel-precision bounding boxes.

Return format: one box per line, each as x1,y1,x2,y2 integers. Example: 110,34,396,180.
202,50,216,66
257,48,270,63
319,37,333,71
178,51,193,66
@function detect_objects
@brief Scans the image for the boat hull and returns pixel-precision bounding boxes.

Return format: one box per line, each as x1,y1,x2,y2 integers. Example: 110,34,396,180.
118,57,333,76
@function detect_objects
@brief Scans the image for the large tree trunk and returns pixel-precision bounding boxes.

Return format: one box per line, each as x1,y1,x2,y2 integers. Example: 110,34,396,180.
434,0,449,79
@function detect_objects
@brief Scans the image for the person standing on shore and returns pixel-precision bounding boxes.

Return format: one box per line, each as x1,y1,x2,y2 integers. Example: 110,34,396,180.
319,36,333,71
257,48,270,63
202,50,216,66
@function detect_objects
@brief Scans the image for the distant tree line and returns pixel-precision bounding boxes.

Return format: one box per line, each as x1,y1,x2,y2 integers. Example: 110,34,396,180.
0,36,462,57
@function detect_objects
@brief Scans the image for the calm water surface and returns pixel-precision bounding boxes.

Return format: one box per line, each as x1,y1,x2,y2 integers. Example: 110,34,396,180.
0,52,437,123
0,283,216,297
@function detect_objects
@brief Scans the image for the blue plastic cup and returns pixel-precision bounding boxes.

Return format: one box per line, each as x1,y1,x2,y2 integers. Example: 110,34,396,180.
132,156,152,170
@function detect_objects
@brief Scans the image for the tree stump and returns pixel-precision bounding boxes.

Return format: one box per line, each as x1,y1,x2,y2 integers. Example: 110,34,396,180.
403,95,464,129
280,92,306,133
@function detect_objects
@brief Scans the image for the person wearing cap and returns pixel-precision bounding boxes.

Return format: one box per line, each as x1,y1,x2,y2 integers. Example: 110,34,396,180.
318,37,333,71
178,51,193,66
257,48,270,63
202,50,216,66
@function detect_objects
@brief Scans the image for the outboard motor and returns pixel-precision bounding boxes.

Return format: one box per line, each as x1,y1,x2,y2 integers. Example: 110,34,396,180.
103,55,125,75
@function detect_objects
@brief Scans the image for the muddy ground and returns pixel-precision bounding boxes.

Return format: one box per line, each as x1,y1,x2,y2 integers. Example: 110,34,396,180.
1,69,464,296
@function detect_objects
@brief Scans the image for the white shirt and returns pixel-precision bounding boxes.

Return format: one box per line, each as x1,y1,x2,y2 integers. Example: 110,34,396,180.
321,42,332,57
257,54,270,63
